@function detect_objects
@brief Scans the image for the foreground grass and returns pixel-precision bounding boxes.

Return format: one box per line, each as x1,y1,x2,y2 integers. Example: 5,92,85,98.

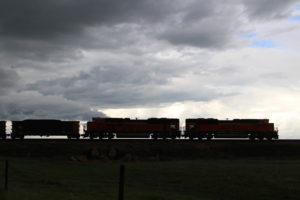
0,157,299,200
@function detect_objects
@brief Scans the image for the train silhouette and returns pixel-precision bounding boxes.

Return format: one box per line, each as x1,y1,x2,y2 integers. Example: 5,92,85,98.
0,117,278,140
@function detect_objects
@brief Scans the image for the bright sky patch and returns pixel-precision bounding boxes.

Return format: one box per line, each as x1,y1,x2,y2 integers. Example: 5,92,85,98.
289,15,300,21
251,40,276,48
241,33,257,39
294,4,300,10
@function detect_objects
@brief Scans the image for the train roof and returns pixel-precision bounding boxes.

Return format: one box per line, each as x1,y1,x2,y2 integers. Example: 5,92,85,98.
186,118,218,123
12,119,64,124
186,118,270,124
232,119,269,123
93,118,138,122
91,117,179,123
148,118,179,122
22,119,61,122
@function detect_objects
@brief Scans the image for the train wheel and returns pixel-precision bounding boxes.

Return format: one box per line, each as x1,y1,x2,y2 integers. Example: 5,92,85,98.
249,135,255,141
258,136,264,141
108,133,113,140
189,136,194,140
20,135,24,140
90,133,94,140
171,134,176,140
197,133,203,141
267,136,272,141
160,132,166,140
153,133,158,140
76,135,80,140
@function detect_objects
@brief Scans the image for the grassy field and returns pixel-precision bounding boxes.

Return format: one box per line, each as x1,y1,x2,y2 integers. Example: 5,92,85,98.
0,157,300,200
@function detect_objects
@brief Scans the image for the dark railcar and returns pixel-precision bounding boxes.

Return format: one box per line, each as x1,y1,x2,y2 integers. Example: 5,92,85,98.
85,117,180,139
0,121,6,139
185,118,278,140
62,121,80,139
12,120,80,139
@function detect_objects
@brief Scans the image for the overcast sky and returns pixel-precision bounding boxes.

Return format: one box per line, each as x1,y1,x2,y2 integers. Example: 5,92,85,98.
1,0,300,138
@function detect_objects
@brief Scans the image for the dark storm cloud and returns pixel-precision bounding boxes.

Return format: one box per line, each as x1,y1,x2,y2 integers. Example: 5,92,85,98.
0,91,105,120
0,0,174,39
25,65,221,107
0,0,297,55
0,0,177,61
0,67,19,93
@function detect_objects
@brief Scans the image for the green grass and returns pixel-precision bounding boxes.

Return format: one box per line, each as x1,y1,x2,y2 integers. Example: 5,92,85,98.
0,157,300,200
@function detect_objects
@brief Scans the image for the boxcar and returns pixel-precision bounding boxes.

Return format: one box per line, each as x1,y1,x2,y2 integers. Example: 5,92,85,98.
85,117,180,139
11,120,80,139
0,121,6,139
185,118,278,140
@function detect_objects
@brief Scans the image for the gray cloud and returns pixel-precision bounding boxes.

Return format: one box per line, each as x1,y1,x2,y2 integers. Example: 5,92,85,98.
0,0,177,61
0,0,296,60
0,0,174,39
0,91,105,120
25,64,223,107
158,0,297,48
0,67,20,93
157,1,240,48
159,18,235,49
243,0,297,20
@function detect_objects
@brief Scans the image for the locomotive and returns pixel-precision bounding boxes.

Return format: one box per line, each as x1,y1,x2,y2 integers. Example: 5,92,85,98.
0,117,278,140
84,117,180,139
185,118,278,140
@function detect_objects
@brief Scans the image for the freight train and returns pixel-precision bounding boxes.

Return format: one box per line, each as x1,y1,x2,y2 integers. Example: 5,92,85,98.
0,118,278,140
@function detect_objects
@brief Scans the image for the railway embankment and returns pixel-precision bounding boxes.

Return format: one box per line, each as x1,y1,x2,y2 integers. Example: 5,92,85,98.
0,139,300,160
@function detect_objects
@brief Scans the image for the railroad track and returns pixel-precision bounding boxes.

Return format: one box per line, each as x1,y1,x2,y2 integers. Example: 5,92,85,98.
0,138,298,143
